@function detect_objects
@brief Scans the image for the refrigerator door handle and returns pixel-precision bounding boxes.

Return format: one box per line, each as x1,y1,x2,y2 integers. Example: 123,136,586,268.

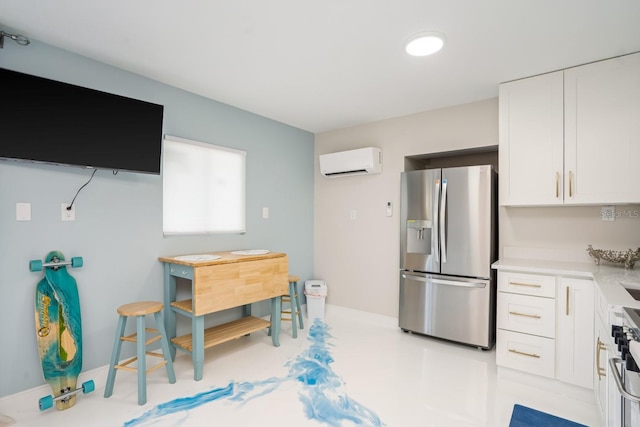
440,178,448,263
431,278,486,288
401,274,487,289
433,179,440,262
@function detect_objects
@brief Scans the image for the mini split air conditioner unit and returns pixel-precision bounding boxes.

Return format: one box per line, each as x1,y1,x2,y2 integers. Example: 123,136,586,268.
319,147,382,177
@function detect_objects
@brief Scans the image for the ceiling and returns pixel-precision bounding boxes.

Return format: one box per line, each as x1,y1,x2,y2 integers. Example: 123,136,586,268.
1,1,640,133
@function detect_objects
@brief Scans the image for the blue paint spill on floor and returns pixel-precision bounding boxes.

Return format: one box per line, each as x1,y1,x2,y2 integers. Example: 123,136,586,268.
124,319,384,427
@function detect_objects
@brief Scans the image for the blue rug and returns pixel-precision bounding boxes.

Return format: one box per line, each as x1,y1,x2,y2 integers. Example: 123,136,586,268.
509,404,588,427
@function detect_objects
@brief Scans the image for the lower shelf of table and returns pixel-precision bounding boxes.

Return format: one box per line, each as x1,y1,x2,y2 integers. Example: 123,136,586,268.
171,316,271,353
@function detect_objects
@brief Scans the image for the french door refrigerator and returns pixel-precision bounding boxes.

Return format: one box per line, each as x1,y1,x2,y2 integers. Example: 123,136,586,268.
399,165,497,349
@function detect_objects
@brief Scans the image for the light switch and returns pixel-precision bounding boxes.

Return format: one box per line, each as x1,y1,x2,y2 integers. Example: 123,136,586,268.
262,207,269,219
16,202,31,221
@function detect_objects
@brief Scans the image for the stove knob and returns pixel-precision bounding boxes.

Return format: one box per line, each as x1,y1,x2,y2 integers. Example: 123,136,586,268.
618,335,629,351
626,355,640,373
621,344,629,360
614,330,623,344
612,325,623,337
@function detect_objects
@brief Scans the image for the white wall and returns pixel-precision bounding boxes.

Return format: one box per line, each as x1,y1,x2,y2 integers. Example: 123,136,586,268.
314,98,499,317
315,96,640,319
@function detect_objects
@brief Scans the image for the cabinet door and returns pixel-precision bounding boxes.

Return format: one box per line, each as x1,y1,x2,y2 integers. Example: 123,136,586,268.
556,278,595,388
499,71,564,206
593,312,609,422
564,52,640,204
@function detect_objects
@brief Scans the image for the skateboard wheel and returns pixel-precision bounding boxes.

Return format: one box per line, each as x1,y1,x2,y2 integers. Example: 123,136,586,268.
38,395,53,411
71,257,83,268
30,260,43,272
82,379,95,394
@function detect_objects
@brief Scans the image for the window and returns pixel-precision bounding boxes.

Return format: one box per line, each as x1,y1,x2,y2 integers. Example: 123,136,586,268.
163,135,246,235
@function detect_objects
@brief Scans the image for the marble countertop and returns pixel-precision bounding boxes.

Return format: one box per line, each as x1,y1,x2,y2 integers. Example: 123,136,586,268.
493,258,640,310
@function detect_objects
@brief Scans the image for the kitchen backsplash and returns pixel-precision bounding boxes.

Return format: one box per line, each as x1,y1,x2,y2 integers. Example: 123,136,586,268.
499,205,640,261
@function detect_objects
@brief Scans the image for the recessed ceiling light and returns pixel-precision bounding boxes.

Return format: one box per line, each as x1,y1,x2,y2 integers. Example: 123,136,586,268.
404,31,446,57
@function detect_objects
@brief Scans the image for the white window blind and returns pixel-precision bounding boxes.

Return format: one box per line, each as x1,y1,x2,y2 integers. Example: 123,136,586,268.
163,135,246,235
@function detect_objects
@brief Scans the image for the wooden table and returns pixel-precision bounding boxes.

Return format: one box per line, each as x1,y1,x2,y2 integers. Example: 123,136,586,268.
158,251,288,381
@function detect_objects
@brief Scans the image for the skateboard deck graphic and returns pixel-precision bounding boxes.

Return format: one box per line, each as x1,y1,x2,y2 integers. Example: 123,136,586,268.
31,251,93,411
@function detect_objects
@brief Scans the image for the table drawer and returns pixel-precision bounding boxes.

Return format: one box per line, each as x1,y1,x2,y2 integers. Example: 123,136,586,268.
496,329,555,378
498,271,556,298
498,292,556,338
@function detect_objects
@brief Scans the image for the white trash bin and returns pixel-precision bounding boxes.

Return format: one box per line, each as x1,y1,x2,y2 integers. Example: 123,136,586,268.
305,280,327,320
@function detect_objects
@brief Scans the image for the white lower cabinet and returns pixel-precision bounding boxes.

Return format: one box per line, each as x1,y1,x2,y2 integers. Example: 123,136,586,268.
593,319,609,420
593,304,610,425
593,283,623,426
498,292,556,338
496,329,555,378
497,271,594,390
556,277,595,388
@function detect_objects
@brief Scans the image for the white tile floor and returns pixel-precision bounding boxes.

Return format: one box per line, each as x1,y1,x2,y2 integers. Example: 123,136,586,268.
0,305,601,427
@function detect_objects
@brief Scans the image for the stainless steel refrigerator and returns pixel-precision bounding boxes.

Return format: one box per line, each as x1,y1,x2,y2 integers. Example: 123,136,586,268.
399,165,497,349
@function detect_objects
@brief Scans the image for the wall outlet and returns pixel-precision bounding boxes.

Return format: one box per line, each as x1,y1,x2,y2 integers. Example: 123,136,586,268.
601,205,615,222
62,203,76,221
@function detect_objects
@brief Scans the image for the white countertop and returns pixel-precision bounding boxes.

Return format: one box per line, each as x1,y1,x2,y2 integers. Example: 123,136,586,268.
493,258,640,310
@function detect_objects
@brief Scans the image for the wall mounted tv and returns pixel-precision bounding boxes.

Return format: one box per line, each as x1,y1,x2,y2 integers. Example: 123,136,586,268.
0,67,164,174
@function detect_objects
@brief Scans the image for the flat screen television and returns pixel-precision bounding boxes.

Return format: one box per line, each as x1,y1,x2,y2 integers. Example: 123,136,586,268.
0,67,164,174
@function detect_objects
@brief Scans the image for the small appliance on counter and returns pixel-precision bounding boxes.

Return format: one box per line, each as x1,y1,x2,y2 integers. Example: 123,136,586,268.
398,165,497,350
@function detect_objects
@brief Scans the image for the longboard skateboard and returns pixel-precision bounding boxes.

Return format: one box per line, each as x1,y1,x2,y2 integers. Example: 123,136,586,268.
30,251,94,411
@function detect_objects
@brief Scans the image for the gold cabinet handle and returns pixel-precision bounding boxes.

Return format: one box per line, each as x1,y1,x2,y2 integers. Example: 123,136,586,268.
596,338,607,380
556,172,560,198
566,286,570,316
509,311,541,319
508,348,541,359
569,170,573,198
508,281,542,288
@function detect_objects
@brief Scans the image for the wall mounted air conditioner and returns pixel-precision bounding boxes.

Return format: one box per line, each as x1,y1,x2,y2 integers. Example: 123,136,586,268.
319,147,382,177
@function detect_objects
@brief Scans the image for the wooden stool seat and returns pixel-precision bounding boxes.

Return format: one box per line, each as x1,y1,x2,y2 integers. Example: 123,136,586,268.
117,301,163,317
288,274,300,283
104,301,176,405
270,275,304,338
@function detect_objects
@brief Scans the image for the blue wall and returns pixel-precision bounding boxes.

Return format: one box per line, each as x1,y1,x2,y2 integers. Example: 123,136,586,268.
0,39,314,397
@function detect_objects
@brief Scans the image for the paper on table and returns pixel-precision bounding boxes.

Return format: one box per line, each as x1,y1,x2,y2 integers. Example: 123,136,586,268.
230,249,270,256
174,254,222,262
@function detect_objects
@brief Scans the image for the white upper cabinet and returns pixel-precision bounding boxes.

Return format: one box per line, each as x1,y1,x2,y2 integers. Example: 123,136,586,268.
499,71,564,206
499,52,640,206
564,53,640,204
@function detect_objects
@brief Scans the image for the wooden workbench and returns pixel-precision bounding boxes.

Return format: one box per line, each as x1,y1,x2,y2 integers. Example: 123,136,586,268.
158,251,288,381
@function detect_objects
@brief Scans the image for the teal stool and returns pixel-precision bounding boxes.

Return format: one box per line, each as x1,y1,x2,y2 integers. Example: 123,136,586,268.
104,301,176,405
270,275,304,338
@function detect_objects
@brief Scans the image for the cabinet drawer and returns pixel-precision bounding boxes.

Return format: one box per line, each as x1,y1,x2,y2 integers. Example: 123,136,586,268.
497,292,556,338
498,271,556,298
496,329,555,378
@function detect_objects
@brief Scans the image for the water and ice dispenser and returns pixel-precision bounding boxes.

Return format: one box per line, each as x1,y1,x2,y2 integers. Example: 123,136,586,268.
406,219,432,255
